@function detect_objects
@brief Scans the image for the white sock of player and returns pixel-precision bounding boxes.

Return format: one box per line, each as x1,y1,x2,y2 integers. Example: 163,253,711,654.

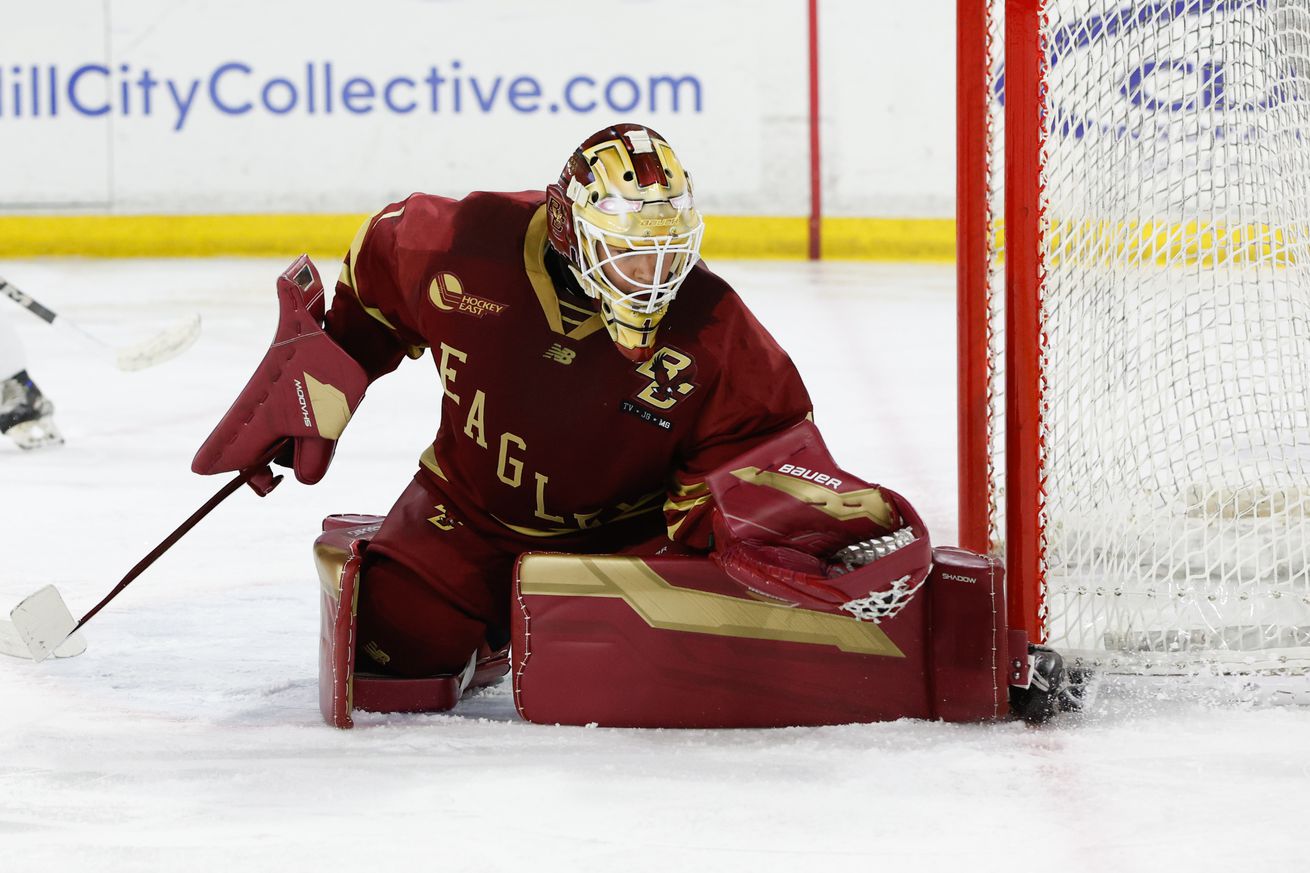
0,312,28,381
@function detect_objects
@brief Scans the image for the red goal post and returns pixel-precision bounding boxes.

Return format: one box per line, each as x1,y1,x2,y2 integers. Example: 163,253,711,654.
958,0,1046,645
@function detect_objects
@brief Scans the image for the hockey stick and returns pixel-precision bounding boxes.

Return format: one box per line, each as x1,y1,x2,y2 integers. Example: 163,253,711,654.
1,442,287,662
0,276,202,371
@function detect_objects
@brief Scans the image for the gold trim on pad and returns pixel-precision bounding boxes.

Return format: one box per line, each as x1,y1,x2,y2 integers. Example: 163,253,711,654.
314,542,349,601
730,466,896,527
304,373,352,439
519,554,904,657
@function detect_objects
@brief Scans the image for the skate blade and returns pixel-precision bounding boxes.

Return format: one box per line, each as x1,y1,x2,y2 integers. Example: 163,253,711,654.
8,585,85,661
6,417,64,451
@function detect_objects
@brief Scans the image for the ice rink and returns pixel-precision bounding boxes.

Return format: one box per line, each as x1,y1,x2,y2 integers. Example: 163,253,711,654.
1,257,1306,871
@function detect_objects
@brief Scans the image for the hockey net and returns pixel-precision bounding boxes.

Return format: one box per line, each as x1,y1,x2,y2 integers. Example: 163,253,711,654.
959,0,1310,676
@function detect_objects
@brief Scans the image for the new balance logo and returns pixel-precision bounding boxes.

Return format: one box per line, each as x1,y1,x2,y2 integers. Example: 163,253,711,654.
363,641,391,665
543,344,576,365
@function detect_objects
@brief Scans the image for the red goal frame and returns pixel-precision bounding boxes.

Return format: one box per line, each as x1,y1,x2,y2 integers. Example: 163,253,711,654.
957,0,1046,641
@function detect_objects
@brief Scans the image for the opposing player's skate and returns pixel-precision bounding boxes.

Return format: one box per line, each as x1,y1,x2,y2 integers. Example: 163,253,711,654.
0,370,63,450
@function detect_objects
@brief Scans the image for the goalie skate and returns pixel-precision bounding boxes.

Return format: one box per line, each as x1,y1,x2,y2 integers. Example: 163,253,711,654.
1008,644,1083,724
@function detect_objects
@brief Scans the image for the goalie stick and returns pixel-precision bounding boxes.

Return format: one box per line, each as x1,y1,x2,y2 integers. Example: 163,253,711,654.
0,275,201,371
1,442,287,662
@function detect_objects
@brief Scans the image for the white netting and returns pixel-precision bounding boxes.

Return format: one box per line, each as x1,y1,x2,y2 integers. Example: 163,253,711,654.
1003,0,1310,674
986,0,1009,556
839,575,925,624
830,529,925,623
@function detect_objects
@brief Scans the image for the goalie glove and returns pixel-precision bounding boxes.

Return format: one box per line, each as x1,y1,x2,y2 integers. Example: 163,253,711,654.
192,255,369,486
705,421,932,622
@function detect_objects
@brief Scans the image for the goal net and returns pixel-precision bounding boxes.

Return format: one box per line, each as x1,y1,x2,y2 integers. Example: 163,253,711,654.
958,0,1310,675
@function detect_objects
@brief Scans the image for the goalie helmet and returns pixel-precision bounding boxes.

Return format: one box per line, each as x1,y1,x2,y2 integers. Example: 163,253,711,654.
546,124,705,362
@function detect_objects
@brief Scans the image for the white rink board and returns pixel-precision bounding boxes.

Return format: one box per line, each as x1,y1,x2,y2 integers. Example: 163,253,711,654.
0,0,953,217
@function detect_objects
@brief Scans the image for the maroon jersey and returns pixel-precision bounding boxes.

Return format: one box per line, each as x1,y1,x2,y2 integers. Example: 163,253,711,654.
325,191,812,550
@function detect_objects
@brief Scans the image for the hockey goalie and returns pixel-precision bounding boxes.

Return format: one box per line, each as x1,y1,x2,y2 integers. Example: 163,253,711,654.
193,123,1066,729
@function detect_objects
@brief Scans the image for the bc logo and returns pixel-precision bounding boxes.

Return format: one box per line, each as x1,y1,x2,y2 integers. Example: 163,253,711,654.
634,347,697,410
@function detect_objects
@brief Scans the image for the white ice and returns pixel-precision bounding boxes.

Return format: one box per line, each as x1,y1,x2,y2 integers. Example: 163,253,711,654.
1,258,1306,872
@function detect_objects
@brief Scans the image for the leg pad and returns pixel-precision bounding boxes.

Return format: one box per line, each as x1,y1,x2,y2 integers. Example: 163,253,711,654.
314,514,508,728
511,547,1014,727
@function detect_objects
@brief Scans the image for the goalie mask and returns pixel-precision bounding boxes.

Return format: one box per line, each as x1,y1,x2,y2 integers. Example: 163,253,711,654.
546,124,704,362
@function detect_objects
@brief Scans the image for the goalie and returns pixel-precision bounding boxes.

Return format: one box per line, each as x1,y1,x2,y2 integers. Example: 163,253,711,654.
194,124,1067,728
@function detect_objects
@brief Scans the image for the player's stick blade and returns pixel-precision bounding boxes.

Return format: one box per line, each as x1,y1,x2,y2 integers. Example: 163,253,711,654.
0,618,85,660
0,616,81,655
7,586,85,661
116,314,202,371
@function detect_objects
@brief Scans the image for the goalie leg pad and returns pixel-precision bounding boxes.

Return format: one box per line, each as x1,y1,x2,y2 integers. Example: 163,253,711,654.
924,546,1011,721
354,554,492,678
313,515,509,729
315,519,371,728
512,547,1013,728
512,552,934,728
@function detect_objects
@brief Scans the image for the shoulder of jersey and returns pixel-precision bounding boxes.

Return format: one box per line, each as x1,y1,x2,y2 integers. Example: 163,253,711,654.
670,260,744,328
384,190,546,259
659,261,749,366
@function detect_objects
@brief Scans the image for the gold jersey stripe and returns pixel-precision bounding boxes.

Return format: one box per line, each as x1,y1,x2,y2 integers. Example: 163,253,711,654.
558,297,594,317
418,445,448,481
664,492,711,513
493,495,663,538
493,516,577,538
669,479,711,499
343,211,403,333
610,495,665,524
522,205,606,341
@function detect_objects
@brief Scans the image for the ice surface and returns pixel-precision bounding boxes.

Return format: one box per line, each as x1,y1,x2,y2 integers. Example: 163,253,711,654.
0,258,1305,871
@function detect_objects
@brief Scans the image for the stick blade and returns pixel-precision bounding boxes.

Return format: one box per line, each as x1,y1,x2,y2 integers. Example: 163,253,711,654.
0,618,84,660
117,314,202,371
8,585,85,661
0,619,34,659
